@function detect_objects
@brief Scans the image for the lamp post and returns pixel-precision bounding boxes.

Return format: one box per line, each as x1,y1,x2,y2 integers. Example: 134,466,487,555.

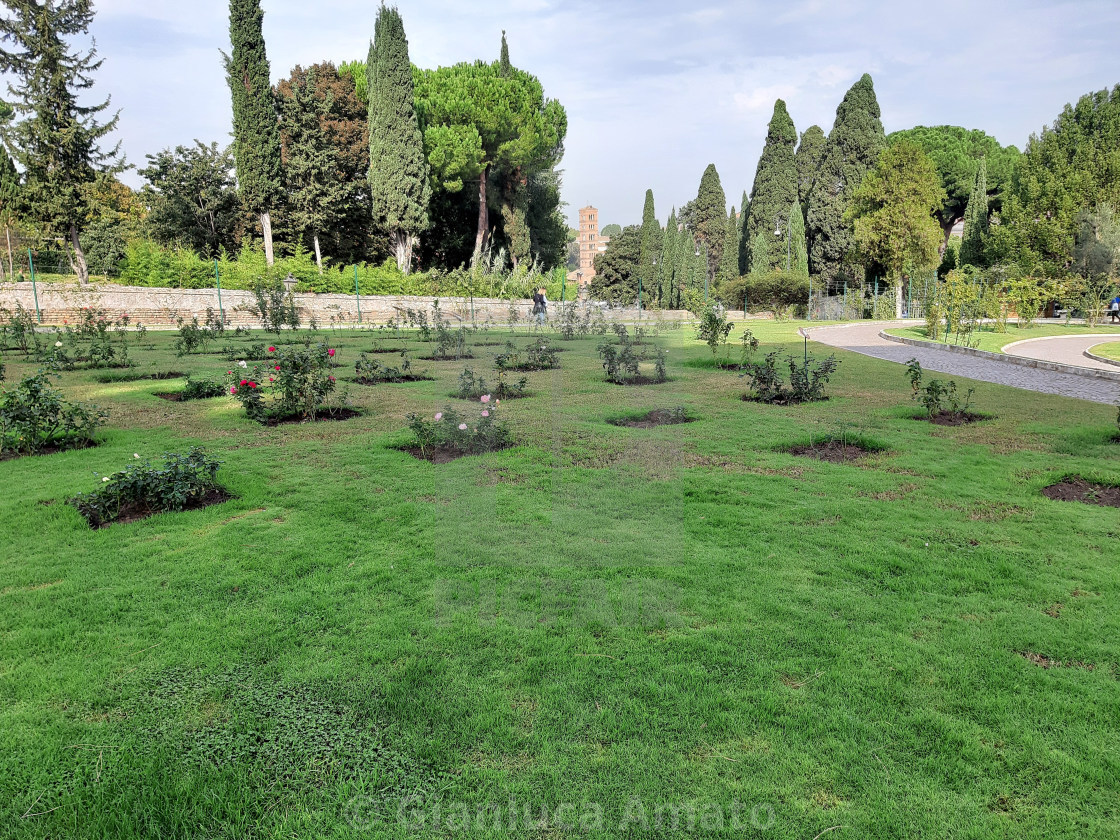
773,214,790,272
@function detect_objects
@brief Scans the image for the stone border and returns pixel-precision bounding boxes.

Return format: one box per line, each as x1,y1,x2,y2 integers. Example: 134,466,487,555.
878,329,1120,383
1085,343,1120,369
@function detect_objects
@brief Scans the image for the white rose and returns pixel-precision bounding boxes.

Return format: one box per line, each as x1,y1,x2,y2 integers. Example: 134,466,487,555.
238,360,248,368
55,341,63,347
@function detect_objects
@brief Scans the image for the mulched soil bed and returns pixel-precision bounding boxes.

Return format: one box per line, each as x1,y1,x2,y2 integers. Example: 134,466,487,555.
398,444,512,464
84,488,234,529
742,395,828,406
153,392,223,402
608,410,693,429
924,411,988,426
473,341,508,347
450,391,530,401
1041,477,1120,508
418,354,475,362
787,440,879,463
264,408,363,426
352,375,434,385
606,377,670,386
364,347,410,354
0,439,99,462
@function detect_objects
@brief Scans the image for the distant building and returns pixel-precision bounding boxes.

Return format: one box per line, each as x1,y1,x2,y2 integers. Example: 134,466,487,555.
572,205,609,286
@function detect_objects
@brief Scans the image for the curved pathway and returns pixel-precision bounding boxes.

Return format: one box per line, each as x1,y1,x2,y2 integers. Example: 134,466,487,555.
807,321,1120,405
1003,334,1120,372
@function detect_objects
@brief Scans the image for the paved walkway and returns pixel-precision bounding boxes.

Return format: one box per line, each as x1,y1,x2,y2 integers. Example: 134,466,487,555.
807,321,1120,405
1003,334,1120,372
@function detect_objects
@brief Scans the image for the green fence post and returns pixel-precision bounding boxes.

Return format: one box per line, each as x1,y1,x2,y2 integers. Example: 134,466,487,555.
637,277,643,320
807,276,812,321
354,265,362,325
214,260,225,324
28,249,41,323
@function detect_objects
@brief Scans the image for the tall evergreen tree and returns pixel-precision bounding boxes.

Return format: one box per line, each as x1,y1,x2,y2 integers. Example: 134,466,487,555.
745,99,799,273
0,146,19,279
693,164,727,286
806,74,886,282
279,67,346,273
226,0,283,267
658,208,679,306
718,206,740,288
367,6,430,274
748,230,770,275
788,199,808,276
959,157,989,267
795,125,826,212
638,189,660,301
0,0,122,284
500,30,511,77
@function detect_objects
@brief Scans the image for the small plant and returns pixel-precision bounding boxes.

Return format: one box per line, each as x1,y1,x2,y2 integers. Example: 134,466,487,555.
229,344,346,423
431,321,472,360
179,377,226,401
68,448,226,528
175,316,212,355
456,363,527,400
0,303,37,354
354,351,430,383
507,337,560,371
696,303,733,356
905,358,975,420
406,396,512,459
741,351,839,404
251,279,301,334
0,372,107,455
223,342,273,362
598,332,668,385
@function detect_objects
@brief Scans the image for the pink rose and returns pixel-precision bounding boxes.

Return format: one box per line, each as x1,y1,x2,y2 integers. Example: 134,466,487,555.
480,394,491,404
328,348,336,357
435,413,443,421
458,423,468,430
229,386,237,395
481,410,489,417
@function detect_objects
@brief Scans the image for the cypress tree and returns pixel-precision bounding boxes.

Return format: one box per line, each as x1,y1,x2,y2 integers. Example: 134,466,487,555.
959,157,989,267
693,164,727,286
226,0,283,267
0,146,20,279
789,200,808,276
749,231,770,275
659,208,678,306
745,100,799,273
718,206,740,290
0,0,122,284
500,31,511,77
795,125,826,213
806,74,886,282
367,6,431,274
638,189,660,301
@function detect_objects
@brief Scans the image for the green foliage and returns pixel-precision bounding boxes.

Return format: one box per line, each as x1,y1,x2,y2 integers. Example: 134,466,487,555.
229,343,343,422
745,270,810,319
250,279,301,334
888,125,1019,234
0,0,124,283
807,74,886,281
695,303,733,355
795,125,827,213
638,189,660,297
849,139,945,312
905,358,975,419
354,350,429,383
0,303,37,354
0,371,106,455
717,206,741,289
600,223,622,239
745,100,799,273
225,0,283,217
741,350,839,404
367,7,430,272
174,310,225,356
591,224,641,304
456,363,526,400
960,157,990,267
693,164,727,284
788,200,809,276
68,448,223,528
139,142,241,259
406,400,512,456
597,332,667,385
179,377,227,401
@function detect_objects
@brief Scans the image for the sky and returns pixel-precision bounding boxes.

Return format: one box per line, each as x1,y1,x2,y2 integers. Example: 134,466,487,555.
89,0,1120,229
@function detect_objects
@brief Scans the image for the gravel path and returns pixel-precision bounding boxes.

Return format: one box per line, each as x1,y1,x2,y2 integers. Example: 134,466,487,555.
1003,334,1120,372
807,321,1120,405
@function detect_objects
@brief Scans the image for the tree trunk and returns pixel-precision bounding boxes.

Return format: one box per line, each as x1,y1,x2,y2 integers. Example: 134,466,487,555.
5,226,12,279
471,167,489,267
70,224,90,284
895,276,905,319
390,230,412,275
261,212,275,267
313,233,323,274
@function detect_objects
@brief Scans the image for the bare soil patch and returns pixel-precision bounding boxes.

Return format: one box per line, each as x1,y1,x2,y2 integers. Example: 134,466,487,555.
83,488,234,529
608,409,693,429
265,408,363,426
1019,650,1094,670
922,411,989,426
1041,477,1120,508
398,444,512,464
0,439,100,462
787,440,881,463
352,374,434,385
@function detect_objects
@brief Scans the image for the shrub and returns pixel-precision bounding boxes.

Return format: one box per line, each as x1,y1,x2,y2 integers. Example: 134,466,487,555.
501,338,559,371
0,372,108,455
597,332,668,385
354,351,429,383
905,358,974,418
0,303,37,354
180,377,226,400
741,351,839,404
68,447,225,528
222,342,273,362
250,278,300,334
696,303,733,355
456,365,526,400
406,397,512,457
229,343,344,422
174,316,213,355
746,270,810,319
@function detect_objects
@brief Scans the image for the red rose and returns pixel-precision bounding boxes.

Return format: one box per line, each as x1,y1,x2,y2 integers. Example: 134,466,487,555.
328,348,335,357
268,346,275,352
240,379,247,386
248,382,257,389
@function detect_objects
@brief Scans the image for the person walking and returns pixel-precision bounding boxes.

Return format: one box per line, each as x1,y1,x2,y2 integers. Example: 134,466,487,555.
535,287,548,326
1109,294,1120,324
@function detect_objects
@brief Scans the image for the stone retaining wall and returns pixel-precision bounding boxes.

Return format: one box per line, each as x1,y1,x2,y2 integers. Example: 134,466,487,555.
0,281,692,327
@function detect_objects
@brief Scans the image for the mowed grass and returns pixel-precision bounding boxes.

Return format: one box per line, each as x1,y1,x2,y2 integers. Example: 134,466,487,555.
1090,340,1120,362
887,322,1120,354
1,318,1119,839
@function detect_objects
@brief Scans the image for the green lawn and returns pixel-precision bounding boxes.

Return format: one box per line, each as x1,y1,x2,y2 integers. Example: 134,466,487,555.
2,319,1119,839
1090,340,1120,362
887,323,1120,354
